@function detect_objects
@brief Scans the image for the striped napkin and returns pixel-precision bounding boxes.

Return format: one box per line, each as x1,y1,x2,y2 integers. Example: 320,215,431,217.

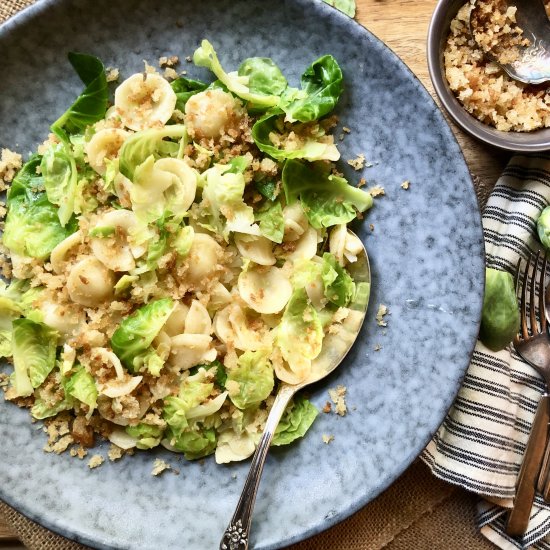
423,153,550,549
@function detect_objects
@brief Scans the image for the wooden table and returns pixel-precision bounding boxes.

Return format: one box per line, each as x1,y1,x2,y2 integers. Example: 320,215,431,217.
0,0,508,547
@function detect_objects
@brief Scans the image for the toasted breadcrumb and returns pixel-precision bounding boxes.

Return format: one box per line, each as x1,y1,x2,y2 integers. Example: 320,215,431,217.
0,148,22,189
369,224,374,232
106,67,119,82
159,55,179,67
108,444,124,462
347,154,365,170
374,344,382,351
88,455,105,469
152,458,171,476
70,445,89,460
322,401,332,413
164,67,179,81
343,127,351,133
322,434,335,444
401,180,410,190
357,178,367,188
328,385,347,416
185,55,193,62
368,186,385,197
376,304,389,327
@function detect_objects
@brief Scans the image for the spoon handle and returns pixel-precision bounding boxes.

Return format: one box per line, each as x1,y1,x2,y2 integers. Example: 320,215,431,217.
220,383,297,550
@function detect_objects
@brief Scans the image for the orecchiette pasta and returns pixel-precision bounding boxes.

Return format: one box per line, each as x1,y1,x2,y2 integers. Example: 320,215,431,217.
50,231,83,274
238,266,292,314
329,224,347,265
279,227,319,261
343,232,364,264
215,430,256,464
85,128,130,175
184,89,242,139
185,233,223,283
208,282,232,311
131,157,197,222
90,209,145,271
114,73,177,131
99,374,143,398
184,300,212,335
283,203,309,242
67,256,115,307
40,300,85,338
163,303,190,336
169,334,216,371
234,234,276,266
213,304,270,351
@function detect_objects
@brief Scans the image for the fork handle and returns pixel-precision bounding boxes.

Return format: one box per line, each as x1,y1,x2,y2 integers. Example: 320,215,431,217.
506,394,550,536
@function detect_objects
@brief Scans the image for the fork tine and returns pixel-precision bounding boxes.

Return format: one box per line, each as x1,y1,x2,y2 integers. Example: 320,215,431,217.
520,255,530,340
540,251,548,334
531,251,542,334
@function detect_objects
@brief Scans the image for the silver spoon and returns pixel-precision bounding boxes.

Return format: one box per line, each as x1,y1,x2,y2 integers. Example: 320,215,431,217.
220,236,371,550
470,0,550,85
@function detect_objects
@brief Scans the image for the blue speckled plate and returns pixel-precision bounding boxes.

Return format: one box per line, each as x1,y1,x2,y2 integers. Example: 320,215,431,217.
0,1,485,549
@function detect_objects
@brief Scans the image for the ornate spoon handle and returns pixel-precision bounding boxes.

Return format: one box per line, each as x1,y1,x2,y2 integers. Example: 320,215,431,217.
220,383,297,550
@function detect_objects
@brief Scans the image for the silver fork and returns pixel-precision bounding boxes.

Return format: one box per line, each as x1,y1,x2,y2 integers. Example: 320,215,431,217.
507,251,550,536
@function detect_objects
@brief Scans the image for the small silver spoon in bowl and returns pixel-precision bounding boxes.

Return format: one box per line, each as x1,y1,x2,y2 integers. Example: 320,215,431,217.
470,0,550,84
220,235,371,550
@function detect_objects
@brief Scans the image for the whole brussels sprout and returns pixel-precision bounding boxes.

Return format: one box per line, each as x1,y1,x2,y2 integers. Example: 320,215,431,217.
538,206,550,250
479,268,519,351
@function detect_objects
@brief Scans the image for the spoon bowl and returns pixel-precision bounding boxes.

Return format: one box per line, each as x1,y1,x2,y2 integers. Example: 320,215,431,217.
220,234,370,550
470,0,550,84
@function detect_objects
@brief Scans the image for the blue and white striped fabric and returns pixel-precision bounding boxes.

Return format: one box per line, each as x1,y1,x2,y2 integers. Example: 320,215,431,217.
423,154,550,550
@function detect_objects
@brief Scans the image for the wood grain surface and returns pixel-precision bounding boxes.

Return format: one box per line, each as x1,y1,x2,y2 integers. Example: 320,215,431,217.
0,0,508,547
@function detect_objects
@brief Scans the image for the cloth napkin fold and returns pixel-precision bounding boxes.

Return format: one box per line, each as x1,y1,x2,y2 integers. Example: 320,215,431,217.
423,153,550,550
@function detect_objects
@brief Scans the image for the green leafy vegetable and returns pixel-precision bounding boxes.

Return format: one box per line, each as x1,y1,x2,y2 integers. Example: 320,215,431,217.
277,288,323,367
51,52,108,137
280,55,343,123
254,179,278,201
41,143,78,226
282,159,372,229
111,298,174,371
226,350,274,409
11,319,58,398
479,268,519,351
322,0,356,17
3,156,76,259
126,423,164,449
255,200,284,243
252,111,339,161
193,40,280,108
167,424,217,460
321,252,355,307
538,206,550,250
172,225,194,257
119,125,187,181
63,365,98,409
171,76,209,111
31,394,73,420
238,57,288,96
272,396,319,446
226,155,250,174
200,164,259,239
189,360,227,388
0,297,22,358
